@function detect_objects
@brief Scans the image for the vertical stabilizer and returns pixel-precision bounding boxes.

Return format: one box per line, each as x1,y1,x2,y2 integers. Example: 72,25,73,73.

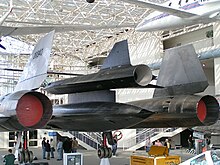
101,40,130,69
14,30,55,92
153,44,208,97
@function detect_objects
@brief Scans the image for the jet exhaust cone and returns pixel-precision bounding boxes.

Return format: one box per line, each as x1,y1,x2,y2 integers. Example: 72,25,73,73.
16,92,52,129
197,99,207,122
16,94,43,127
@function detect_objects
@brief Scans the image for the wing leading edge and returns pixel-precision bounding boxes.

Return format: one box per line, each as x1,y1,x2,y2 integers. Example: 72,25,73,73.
0,24,134,37
121,0,197,18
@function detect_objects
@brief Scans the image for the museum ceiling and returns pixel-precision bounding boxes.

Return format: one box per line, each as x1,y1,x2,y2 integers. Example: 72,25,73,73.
0,0,168,65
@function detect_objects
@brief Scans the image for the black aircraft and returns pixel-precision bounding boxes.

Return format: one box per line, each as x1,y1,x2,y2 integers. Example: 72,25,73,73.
43,40,219,158
0,37,218,159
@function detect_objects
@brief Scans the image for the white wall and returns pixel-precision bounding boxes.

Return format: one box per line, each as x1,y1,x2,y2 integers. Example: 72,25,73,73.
117,129,136,148
163,26,213,49
171,134,181,147
211,135,220,144
130,36,163,65
214,58,220,95
213,21,220,45
0,132,9,149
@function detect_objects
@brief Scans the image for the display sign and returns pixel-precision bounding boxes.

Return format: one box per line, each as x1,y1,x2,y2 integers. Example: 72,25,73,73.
63,153,83,165
193,131,204,139
48,132,57,136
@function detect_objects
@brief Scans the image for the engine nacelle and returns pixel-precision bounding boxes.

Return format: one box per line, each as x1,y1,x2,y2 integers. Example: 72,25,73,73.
1,91,52,130
130,95,219,128
45,64,153,94
167,95,219,126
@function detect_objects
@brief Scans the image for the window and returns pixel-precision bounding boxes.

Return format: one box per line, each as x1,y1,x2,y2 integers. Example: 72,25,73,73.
9,132,15,140
29,130,38,147
29,130,37,139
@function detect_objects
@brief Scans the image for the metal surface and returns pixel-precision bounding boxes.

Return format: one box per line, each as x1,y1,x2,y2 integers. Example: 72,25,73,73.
48,102,152,132
68,90,116,104
0,32,54,131
122,0,220,32
193,120,220,133
0,91,52,131
45,40,153,94
0,36,218,133
101,40,130,69
129,95,219,128
35,94,219,132
45,64,153,94
154,44,208,97
14,30,54,91
40,44,219,132
0,93,217,132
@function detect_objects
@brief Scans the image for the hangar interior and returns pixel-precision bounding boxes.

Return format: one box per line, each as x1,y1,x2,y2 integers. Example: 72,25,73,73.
0,0,219,153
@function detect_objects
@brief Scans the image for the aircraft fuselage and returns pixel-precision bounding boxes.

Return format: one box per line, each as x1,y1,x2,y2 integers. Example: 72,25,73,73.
136,0,220,31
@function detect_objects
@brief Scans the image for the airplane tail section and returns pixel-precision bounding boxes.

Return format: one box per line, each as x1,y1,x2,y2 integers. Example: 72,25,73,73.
153,44,208,97
101,40,130,69
14,30,55,92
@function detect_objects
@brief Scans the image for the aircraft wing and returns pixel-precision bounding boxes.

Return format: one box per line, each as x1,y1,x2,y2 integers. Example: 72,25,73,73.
45,95,219,132
0,23,134,36
0,41,218,133
193,120,220,134
121,0,197,18
46,102,153,132
43,42,219,134
0,68,84,76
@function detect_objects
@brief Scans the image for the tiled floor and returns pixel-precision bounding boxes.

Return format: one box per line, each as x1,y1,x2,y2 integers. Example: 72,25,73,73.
0,148,194,165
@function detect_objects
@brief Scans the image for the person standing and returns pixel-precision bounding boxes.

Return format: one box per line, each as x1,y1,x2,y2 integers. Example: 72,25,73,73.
4,149,15,165
164,139,171,153
72,137,79,153
63,138,72,153
188,135,193,150
112,136,118,157
41,137,46,159
45,140,51,160
155,140,163,146
145,137,152,152
50,138,55,158
57,138,63,161
206,137,211,150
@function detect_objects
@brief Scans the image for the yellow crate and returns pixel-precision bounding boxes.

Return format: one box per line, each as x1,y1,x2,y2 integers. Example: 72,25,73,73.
130,155,181,165
148,146,169,157
130,155,153,165
155,156,181,165
130,146,181,165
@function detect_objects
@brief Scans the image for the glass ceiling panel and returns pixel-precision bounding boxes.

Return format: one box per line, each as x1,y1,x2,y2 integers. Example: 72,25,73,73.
0,0,168,73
